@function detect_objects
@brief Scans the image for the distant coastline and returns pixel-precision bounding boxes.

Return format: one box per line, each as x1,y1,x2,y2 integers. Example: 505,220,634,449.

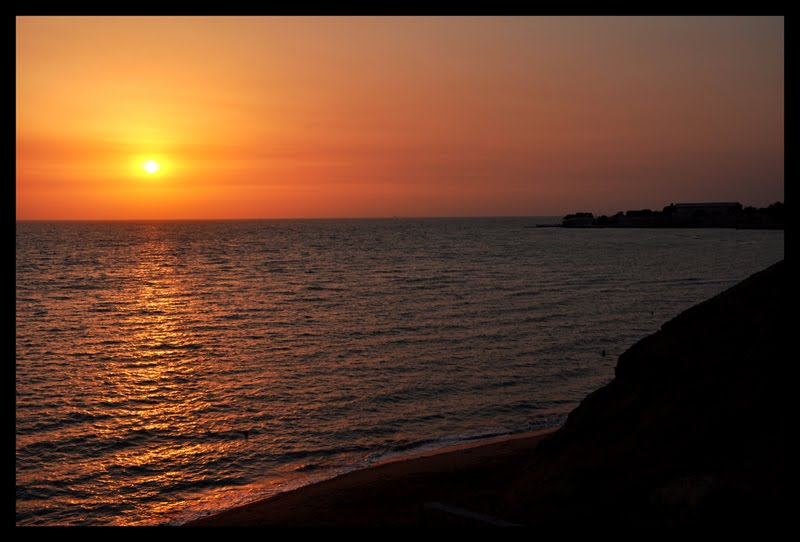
540,201,784,229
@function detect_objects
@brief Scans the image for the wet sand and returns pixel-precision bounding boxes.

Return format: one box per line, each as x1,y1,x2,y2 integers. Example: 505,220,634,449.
184,428,556,526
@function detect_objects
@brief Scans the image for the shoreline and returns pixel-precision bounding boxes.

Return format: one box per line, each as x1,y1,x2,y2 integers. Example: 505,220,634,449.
183,427,558,526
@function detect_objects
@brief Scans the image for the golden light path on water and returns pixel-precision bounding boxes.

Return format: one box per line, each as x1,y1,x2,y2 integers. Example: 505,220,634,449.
101,232,260,524
61,229,273,525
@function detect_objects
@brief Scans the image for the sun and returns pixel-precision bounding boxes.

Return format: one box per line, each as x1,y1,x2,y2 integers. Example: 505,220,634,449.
143,160,160,174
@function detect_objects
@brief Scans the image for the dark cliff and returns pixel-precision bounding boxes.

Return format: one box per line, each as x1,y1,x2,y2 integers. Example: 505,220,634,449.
500,260,788,527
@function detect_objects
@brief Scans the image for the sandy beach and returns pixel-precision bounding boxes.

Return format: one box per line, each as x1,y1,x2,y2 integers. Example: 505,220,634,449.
184,428,556,526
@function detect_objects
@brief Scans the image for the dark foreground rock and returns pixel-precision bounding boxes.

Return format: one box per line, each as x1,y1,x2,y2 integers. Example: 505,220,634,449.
499,260,788,527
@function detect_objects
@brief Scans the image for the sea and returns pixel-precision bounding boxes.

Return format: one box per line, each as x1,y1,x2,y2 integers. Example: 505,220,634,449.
15,217,784,526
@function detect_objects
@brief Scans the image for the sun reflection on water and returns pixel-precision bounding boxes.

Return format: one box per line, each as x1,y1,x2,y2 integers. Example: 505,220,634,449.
97,231,235,525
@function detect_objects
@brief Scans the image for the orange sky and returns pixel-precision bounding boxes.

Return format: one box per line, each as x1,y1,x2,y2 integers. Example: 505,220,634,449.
16,16,784,220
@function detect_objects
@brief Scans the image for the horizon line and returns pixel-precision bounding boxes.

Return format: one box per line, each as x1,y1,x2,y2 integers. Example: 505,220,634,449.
15,214,566,222
15,199,784,223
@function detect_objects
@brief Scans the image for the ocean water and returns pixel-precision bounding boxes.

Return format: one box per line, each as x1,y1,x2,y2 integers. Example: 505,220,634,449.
16,218,784,526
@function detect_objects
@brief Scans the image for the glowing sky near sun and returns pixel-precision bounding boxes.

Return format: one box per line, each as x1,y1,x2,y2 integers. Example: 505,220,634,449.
16,16,783,220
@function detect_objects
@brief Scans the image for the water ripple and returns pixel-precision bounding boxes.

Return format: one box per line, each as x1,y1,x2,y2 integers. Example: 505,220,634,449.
16,218,783,525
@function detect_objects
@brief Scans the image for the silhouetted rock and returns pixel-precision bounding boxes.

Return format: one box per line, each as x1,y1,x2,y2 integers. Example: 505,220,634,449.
561,201,784,228
499,260,787,527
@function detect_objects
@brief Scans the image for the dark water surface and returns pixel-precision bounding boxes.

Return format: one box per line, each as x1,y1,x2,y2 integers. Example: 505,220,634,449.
16,218,784,525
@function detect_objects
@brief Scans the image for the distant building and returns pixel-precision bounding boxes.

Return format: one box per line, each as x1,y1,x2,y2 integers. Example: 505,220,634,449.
672,202,742,227
617,209,664,227
562,212,594,227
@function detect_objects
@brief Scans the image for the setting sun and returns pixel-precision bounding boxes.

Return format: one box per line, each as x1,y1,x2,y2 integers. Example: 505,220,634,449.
143,160,160,174
16,16,783,220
